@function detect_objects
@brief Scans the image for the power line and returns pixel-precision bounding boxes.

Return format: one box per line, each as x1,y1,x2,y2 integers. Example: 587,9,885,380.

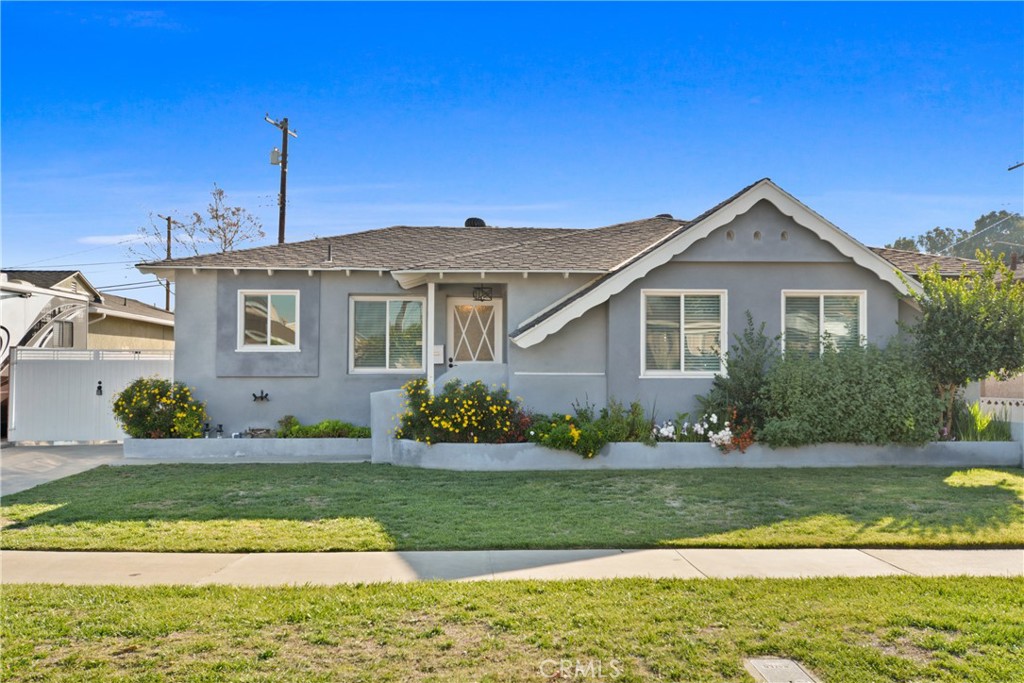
97,282,167,293
8,237,143,267
5,260,138,268
95,279,159,289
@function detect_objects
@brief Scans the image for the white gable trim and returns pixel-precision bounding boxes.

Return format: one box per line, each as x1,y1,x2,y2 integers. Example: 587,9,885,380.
511,180,920,349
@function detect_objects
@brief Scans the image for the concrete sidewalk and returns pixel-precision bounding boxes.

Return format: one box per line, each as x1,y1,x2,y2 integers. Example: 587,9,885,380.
2,548,1021,586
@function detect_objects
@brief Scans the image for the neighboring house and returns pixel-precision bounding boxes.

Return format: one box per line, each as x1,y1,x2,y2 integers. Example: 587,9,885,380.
1,270,174,357
88,293,174,351
1,270,174,436
139,178,954,434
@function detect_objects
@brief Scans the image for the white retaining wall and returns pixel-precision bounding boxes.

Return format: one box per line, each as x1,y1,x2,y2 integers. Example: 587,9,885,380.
124,437,370,463
381,439,1022,471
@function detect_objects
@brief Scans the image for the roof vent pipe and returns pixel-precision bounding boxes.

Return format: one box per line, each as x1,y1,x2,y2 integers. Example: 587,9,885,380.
327,243,333,262
1011,252,1019,271
465,217,486,227
656,213,673,219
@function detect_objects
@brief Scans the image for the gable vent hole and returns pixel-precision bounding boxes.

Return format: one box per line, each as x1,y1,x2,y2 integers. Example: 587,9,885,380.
781,230,789,241
726,230,735,241
464,217,486,227
753,231,762,241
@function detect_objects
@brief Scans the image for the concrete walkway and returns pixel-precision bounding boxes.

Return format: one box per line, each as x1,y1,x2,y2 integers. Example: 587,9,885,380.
2,549,1021,586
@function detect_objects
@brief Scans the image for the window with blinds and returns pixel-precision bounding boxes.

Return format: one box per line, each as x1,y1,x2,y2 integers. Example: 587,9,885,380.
643,291,724,375
784,292,862,356
351,297,424,372
238,290,299,350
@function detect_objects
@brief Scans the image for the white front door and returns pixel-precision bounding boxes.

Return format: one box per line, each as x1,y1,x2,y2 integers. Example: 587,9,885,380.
447,297,503,363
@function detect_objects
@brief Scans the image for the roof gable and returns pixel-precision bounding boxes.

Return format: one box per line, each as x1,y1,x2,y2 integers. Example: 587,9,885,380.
509,179,920,349
1,269,102,300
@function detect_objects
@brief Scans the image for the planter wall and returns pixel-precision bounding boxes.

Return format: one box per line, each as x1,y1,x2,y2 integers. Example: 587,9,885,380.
123,437,371,463
380,439,1022,471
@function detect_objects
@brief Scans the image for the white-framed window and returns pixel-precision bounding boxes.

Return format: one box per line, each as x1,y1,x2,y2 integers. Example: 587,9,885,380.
781,290,866,356
237,290,300,351
349,296,426,373
641,289,727,377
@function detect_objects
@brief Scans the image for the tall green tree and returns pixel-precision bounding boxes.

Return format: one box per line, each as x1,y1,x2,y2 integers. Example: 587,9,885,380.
901,252,1024,433
886,211,1024,258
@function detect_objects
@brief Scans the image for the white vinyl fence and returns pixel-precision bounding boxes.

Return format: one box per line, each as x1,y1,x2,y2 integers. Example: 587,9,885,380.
7,348,173,444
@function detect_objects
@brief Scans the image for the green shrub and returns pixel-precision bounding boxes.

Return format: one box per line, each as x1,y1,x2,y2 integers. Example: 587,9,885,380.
276,415,370,438
395,378,529,445
697,312,779,434
951,400,1013,442
528,398,655,458
113,377,207,438
760,342,942,447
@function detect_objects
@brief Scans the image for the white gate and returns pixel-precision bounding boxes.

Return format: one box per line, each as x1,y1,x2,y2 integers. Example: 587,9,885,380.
7,348,174,444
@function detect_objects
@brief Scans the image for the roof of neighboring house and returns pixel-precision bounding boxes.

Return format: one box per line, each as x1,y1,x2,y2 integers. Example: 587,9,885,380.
869,247,1023,281
92,294,175,326
2,269,103,300
3,269,82,290
2,268,174,326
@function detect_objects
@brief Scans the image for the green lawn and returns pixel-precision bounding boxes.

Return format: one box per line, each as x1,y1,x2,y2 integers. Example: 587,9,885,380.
2,464,1021,552
4,577,1022,682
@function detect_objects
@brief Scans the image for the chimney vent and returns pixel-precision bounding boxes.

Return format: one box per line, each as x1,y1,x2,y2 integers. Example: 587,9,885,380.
464,217,486,228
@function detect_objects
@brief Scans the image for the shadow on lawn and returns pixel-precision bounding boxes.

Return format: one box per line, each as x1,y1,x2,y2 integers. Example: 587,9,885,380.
1,464,1022,550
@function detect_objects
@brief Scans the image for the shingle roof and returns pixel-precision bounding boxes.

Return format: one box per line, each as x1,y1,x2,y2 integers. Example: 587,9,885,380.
139,217,688,273
93,294,175,323
2,270,80,290
869,247,1024,281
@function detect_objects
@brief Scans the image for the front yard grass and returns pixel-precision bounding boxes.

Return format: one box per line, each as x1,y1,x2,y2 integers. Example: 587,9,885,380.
4,577,1022,682
1,464,1022,552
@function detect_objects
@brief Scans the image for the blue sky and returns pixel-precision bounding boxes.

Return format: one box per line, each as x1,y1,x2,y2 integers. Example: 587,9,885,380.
2,2,1022,308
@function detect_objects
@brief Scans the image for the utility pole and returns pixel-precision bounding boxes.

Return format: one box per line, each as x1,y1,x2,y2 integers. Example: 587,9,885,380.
157,214,173,311
265,114,298,244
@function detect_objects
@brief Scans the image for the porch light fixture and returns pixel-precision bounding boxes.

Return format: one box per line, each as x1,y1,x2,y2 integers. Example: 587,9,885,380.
472,286,493,302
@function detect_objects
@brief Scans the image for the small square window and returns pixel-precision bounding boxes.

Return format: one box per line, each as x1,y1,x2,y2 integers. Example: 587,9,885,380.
237,290,299,351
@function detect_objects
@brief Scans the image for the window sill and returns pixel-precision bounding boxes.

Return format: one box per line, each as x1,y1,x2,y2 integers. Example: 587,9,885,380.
640,372,721,379
349,368,426,375
235,346,301,353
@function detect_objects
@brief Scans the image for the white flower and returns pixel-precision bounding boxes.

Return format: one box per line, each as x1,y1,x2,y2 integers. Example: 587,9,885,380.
709,413,718,425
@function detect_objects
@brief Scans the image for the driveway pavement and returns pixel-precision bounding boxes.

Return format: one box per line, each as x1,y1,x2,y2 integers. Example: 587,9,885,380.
0,443,125,496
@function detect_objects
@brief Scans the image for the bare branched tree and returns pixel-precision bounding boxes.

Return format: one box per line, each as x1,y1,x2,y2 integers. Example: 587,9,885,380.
129,184,265,262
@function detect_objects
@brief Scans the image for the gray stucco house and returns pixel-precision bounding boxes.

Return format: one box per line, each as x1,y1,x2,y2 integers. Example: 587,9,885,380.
141,178,932,434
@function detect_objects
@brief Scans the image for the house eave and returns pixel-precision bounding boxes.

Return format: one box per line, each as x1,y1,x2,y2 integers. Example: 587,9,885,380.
392,269,605,289
90,305,174,327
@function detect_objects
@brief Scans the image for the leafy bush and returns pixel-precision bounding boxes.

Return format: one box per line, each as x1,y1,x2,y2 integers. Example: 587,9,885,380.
951,400,1013,442
396,378,529,445
113,377,207,438
697,312,779,434
528,398,654,458
276,415,371,438
760,342,942,447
